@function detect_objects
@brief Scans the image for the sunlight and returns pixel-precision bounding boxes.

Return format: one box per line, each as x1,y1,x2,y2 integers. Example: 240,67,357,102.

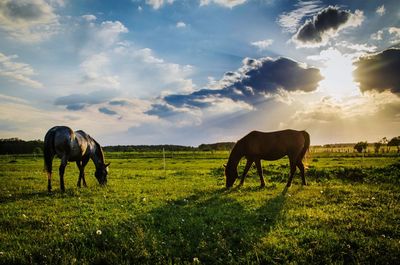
315,49,361,99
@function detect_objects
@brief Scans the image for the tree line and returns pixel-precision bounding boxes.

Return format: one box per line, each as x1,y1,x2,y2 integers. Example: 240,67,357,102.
354,136,400,153
0,138,235,154
1,136,399,155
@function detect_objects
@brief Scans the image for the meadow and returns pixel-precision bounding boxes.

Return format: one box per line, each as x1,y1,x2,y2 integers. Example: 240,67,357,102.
0,150,399,264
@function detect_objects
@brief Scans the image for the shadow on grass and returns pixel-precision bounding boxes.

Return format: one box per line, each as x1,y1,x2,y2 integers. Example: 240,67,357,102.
0,188,88,204
121,187,288,264
1,187,288,265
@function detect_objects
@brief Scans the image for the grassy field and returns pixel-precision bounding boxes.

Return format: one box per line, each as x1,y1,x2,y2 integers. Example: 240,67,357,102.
0,151,399,264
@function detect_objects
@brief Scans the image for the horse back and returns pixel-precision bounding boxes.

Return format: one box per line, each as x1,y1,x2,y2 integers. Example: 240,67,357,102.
240,130,306,160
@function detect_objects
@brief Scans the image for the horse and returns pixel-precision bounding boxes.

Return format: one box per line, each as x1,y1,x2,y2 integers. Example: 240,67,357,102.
224,129,310,188
44,126,110,192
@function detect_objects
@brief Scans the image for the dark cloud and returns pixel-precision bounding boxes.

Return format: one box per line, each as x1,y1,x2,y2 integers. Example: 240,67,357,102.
294,6,363,46
148,56,322,117
54,90,118,110
3,1,46,20
66,103,85,111
353,48,400,95
99,107,117,115
109,100,130,106
145,104,179,118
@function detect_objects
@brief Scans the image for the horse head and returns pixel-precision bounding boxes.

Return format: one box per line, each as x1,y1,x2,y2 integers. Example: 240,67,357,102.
95,162,110,186
224,162,238,188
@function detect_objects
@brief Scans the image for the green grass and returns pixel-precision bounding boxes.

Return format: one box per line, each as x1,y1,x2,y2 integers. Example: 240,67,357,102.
0,152,399,264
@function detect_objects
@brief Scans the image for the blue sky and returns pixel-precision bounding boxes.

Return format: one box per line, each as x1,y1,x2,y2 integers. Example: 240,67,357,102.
0,0,399,145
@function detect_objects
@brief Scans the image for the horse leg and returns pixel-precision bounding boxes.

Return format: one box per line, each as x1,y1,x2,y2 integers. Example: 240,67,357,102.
239,159,253,186
47,159,53,192
81,156,89,187
255,160,265,188
297,161,307,186
286,159,297,188
59,157,68,192
76,161,82,188
47,172,52,192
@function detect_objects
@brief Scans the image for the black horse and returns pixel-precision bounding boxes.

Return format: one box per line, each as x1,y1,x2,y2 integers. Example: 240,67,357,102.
44,126,109,192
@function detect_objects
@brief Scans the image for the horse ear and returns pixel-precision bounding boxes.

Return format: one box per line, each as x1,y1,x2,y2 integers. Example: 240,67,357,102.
105,162,111,168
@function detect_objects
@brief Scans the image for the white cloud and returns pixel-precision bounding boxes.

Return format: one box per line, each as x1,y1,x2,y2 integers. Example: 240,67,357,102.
78,20,129,56
0,0,60,42
0,98,156,144
371,30,383,40
370,27,400,44
0,52,43,88
388,27,400,43
336,41,377,53
176,21,186,28
251,39,273,50
277,0,323,33
79,53,120,89
199,0,247,8
82,14,97,21
124,47,195,95
145,0,174,9
376,5,385,16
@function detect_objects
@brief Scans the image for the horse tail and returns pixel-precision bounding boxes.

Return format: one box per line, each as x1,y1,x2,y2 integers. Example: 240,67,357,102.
300,131,310,167
44,127,56,174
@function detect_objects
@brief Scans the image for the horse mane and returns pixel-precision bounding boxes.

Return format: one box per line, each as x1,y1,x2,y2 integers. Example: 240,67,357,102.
93,139,105,164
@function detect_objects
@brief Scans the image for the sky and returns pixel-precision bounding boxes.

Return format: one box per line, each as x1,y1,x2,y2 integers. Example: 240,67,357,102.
0,0,399,146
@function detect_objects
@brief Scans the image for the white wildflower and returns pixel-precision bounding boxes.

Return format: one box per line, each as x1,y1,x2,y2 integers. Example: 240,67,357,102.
96,229,102,235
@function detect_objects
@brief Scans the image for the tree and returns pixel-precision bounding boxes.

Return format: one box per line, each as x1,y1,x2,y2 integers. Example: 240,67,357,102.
354,141,368,153
374,137,388,153
374,142,382,153
388,136,400,153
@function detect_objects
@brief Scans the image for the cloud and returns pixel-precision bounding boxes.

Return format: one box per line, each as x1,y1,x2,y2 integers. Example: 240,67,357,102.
54,89,119,110
176,21,186,28
145,0,174,9
113,46,195,96
147,56,322,118
353,48,400,95
82,14,97,21
293,6,364,47
0,0,59,42
376,5,385,16
370,27,400,44
0,52,43,88
99,107,117,115
76,20,129,55
336,41,377,53
199,0,247,8
0,98,155,144
371,30,383,40
79,53,120,88
388,27,400,43
251,39,273,51
277,0,323,33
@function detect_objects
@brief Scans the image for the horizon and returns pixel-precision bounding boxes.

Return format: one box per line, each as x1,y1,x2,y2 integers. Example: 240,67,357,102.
1,0,399,146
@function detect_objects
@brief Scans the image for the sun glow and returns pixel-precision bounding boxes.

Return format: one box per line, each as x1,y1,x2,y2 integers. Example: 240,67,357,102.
312,49,361,99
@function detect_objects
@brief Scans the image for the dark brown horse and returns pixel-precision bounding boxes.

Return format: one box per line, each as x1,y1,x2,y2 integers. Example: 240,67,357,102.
225,129,310,188
44,126,110,192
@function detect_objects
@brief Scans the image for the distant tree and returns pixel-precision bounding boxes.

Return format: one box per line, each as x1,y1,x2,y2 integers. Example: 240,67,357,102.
354,141,368,153
374,142,382,153
388,136,400,153
381,137,389,153
374,137,388,153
